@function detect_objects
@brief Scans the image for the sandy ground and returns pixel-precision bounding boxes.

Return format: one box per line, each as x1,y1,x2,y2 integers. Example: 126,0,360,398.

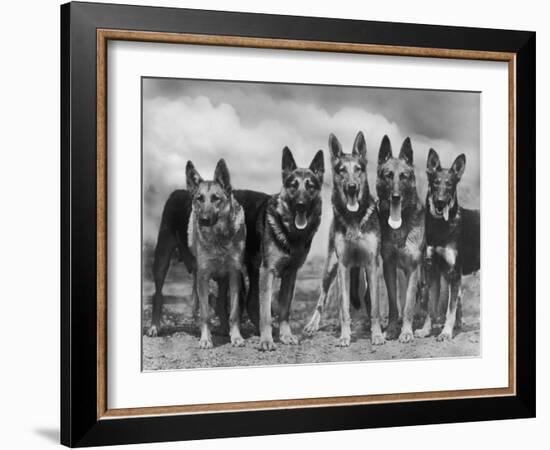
142,257,480,370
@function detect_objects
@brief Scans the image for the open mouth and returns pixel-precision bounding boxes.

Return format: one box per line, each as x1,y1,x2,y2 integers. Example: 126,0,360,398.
295,211,308,230
388,198,402,229
345,193,359,212
435,204,450,221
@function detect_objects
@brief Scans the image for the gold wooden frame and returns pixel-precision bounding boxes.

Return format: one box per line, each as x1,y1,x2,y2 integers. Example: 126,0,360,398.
96,29,516,420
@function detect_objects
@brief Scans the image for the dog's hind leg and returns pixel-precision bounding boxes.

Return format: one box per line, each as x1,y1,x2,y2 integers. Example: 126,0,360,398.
304,257,337,335
366,259,384,345
147,229,177,337
228,270,245,346
246,263,260,334
304,228,337,335
278,271,299,345
216,276,230,336
383,258,400,340
337,264,352,347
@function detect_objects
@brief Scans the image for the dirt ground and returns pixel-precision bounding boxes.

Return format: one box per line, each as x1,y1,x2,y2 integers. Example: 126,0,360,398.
142,257,480,370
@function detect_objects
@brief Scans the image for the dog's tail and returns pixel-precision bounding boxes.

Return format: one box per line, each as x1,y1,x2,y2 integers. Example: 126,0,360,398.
350,267,361,310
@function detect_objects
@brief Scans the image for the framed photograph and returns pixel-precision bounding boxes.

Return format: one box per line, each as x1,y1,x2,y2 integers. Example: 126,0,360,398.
61,1,535,447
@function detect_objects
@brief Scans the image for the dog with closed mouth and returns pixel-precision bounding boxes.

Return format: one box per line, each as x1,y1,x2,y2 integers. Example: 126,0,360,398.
186,159,248,349
258,147,324,351
304,132,384,346
145,187,268,339
377,135,426,343
415,149,480,341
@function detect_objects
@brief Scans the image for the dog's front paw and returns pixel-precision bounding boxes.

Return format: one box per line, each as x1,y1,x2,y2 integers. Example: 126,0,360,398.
199,337,213,349
259,337,276,351
414,328,431,338
385,321,400,340
337,336,351,347
231,335,245,347
304,312,321,335
146,325,158,337
371,332,385,345
399,330,414,343
437,329,453,342
280,332,299,345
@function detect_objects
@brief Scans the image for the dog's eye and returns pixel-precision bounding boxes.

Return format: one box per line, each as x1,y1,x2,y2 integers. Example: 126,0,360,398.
399,172,409,180
339,166,347,175
197,194,205,203
289,181,299,191
445,181,453,187
385,171,394,179
210,194,220,203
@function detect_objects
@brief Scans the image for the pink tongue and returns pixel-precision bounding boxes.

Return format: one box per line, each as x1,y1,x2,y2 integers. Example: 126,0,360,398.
295,213,307,230
388,201,402,229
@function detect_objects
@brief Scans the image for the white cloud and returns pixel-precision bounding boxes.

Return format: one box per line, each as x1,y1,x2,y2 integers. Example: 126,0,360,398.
143,86,480,258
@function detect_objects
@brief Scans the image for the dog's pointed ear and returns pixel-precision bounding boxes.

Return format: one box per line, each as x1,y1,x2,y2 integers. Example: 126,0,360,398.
328,133,343,162
186,161,203,193
450,154,466,181
378,135,392,166
352,131,367,160
426,149,441,176
309,150,325,184
214,158,232,193
282,146,297,183
398,137,413,166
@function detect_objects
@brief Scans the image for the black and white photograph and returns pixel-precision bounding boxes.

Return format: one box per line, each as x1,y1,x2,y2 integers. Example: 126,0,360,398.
141,77,481,370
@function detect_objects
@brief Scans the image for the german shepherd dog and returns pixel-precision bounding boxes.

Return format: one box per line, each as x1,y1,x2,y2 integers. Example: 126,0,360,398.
304,132,384,346
377,135,425,343
185,159,251,348
258,147,324,351
415,149,480,341
145,187,268,339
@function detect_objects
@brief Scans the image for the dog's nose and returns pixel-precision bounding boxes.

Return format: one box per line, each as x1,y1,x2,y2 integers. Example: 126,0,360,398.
295,200,306,211
391,194,401,202
347,183,358,193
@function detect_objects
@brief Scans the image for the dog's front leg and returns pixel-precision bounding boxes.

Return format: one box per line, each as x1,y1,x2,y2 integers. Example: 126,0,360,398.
278,271,298,345
415,261,440,338
438,268,461,341
259,266,276,351
399,265,420,343
337,263,352,347
228,270,245,347
366,259,384,345
197,273,213,349
383,258,400,340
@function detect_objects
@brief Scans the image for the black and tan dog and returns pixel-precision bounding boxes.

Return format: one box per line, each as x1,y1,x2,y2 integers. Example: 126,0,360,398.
186,159,250,348
415,149,480,341
377,135,426,343
304,132,384,346
258,147,324,351
145,186,268,339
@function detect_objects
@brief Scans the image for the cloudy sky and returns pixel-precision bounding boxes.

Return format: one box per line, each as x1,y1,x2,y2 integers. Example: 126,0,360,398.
142,77,480,256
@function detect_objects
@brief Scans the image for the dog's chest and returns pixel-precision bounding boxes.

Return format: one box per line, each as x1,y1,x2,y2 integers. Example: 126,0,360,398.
334,227,378,267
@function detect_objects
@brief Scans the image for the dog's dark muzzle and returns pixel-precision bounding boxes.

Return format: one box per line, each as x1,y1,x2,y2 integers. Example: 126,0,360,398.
434,199,447,213
198,215,217,227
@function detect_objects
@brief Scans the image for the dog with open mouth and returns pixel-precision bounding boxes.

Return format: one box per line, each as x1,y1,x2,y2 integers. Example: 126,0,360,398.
303,131,384,346
376,135,426,343
415,149,480,341
257,146,324,351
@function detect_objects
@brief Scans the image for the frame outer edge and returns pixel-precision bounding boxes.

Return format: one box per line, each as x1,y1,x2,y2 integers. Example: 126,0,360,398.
60,2,72,446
